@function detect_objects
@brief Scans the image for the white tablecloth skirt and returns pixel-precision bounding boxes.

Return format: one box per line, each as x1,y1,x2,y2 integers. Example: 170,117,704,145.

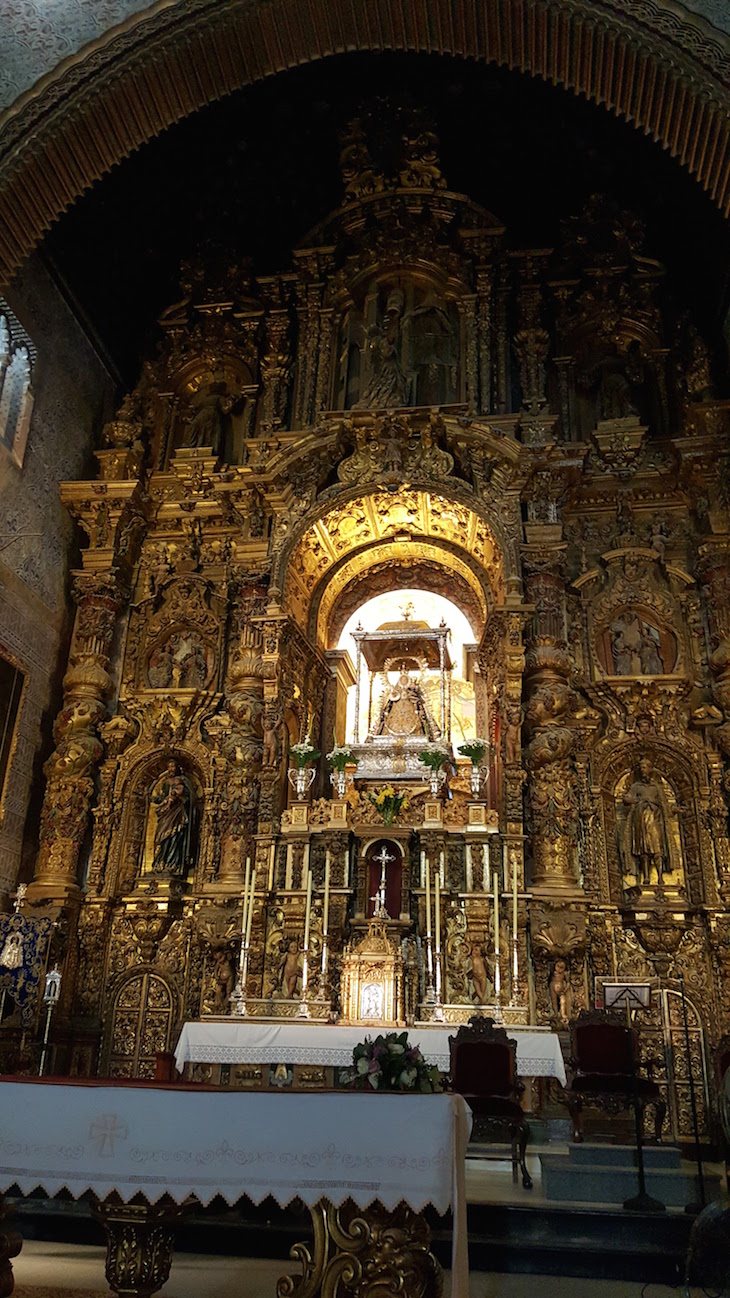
175,1020,567,1085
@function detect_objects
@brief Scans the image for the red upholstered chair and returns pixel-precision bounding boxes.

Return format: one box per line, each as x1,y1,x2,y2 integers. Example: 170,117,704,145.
566,1008,666,1143
448,1014,532,1189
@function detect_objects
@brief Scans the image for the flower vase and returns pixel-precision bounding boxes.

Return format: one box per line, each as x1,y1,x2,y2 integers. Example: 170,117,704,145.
288,766,316,801
331,769,347,799
470,765,483,797
429,770,444,797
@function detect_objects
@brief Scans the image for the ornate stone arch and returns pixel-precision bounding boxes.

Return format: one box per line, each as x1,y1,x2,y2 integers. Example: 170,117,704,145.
0,0,729,285
273,479,513,631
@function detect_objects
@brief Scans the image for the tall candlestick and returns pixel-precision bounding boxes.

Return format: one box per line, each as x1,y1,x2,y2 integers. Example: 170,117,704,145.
323,850,331,936
239,856,251,972
303,866,312,950
268,843,275,892
434,872,441,955
425,860,432,938
502,838,507,890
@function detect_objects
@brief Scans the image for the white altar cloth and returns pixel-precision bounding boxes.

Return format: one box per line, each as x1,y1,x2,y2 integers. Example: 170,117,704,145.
0,1080,472,1298
175,1020,567,1086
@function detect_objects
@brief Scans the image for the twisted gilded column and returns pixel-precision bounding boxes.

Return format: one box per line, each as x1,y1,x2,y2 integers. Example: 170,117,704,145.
27,572,121,901
521,541,581,896
698,541,730,896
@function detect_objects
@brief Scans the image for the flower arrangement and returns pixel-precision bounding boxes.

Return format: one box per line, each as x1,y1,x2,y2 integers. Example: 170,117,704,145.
418,742,452,773
369,784,409,826
457,738,489,766
326,743,357,772
352,1031,441,1092
289,736,321,769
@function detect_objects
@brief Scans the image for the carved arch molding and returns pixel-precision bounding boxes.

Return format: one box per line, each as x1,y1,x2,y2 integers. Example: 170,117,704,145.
0,0,729,284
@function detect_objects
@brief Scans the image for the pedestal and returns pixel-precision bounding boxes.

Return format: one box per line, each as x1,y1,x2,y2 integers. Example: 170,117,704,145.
0,1192,21,1298
94,1196,189,1298
278,1197,442,1298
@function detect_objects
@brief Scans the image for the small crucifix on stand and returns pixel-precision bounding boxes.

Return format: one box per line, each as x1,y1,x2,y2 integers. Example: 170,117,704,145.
370,846,394,919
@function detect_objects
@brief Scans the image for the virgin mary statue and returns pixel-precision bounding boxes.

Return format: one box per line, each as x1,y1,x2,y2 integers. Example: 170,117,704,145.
150,761,197,878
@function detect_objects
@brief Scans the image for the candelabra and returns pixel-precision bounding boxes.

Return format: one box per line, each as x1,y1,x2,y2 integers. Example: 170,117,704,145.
39,965,61,1076
231,935,250,1017
432,947,445,1023
492,950,504,1024
297,947,311,1019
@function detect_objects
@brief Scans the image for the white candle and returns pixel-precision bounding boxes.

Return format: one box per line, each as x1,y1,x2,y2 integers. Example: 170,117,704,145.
425,859,432,938
245,866,255,946
439,849,445,885
435,872,441,955
241,856,251,945
303,867,312,950
268,843,275,892
466,843,472,891
420,849,426,887
493,871,500,956
323,850,331,936
512,848,518,936
502,838,508,890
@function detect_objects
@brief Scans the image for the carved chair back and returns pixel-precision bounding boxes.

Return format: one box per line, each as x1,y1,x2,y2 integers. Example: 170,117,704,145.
570,1008,637,1077
448,1015,518,1098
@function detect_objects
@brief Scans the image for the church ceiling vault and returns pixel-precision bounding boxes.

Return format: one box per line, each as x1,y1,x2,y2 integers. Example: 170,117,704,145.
1,0,730,286
283,489,503,639
319,554,486,651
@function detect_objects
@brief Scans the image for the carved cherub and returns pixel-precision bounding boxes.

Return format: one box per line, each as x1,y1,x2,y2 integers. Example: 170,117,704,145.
548,958,572,1022
280,939,300,998
262,712,285,767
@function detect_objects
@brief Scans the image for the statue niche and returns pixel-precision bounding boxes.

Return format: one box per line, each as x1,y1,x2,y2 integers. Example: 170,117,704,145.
373,666,438,740
339,277,460,411
597,608,677,677
146,628,214,690
615,759,683,889
142,760,201,882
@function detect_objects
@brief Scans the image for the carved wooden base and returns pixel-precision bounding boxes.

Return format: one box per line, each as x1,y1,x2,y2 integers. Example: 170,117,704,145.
0,1192,22,1298
93,1197,188,1298
278,1198,442,1298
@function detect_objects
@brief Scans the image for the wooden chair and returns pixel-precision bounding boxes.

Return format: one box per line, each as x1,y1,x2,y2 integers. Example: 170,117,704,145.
448,1014,532,1189
565,1008,666,1143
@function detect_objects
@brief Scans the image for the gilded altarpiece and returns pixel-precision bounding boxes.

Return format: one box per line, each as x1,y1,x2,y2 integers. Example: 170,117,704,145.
8,106,730,1140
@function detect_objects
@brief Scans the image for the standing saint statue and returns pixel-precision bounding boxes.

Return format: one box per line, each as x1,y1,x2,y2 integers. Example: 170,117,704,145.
151,760,197,878
356,288,411,409
621,758,671,885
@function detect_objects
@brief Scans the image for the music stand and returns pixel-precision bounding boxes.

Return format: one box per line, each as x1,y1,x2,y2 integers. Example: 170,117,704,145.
604,982,665,1213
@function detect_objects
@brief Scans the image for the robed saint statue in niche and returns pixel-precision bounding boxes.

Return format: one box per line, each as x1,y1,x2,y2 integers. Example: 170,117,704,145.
616,759,681,888
148,760,198,879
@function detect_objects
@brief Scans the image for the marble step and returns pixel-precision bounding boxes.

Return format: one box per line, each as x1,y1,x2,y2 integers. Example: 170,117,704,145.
566,1141,682,1169
540,1148,721,1207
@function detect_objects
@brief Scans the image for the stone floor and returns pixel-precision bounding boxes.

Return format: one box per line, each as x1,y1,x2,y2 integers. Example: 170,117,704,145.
11,1243,684,1298
10,1149,724,1297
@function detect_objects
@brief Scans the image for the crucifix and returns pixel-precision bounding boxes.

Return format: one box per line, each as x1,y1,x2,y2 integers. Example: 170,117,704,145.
370,845,395,919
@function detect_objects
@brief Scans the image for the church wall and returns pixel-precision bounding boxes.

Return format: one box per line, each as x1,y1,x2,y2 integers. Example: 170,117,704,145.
0,255,115,895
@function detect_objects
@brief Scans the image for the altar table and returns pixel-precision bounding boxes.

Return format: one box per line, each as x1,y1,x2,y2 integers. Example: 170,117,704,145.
0,1079,471,1298
175,1019,568,1086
